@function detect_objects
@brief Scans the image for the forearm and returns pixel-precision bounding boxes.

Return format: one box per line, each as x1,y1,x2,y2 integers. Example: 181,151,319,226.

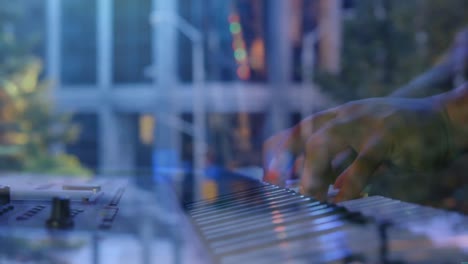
390,60,455,98
390,28,468,99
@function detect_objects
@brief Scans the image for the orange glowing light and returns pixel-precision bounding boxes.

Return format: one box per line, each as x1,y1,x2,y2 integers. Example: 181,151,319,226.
228,14,240,23
274,226,285,232
202,180,219,200
236,65,250,80
232,41,246,53
250,38,265,71
272,218,284,224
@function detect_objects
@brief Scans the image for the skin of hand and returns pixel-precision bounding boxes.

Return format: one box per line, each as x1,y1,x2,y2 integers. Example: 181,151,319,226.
263,93,459,202
263,28,468,204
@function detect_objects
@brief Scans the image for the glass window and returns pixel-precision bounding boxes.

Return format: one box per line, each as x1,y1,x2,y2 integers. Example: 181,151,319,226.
15,0,46,63
66,114,98,172
60,0,97,85
113,0,152,84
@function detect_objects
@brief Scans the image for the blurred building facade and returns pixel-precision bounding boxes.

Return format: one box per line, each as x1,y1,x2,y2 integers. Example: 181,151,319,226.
25,0,343,175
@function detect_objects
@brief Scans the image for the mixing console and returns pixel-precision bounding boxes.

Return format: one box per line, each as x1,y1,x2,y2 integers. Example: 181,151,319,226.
0,174,209,264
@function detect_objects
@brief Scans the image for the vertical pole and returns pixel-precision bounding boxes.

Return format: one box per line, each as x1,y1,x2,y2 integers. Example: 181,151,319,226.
97,0,112,89
97,0,119,175
152,0,181,178
46,0,61,84
192,40,206,201
98,0,136,175
264,0,292,134
46,0,64,155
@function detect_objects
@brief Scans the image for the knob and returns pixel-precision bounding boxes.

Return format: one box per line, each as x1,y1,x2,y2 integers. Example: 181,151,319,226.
0,186,11,205
46,197,74,229
378,220,405,264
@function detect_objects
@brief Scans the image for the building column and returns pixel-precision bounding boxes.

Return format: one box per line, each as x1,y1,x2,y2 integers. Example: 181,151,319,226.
97,0,112,89
97,0,136,175
99,109,119,174
152,0,181,176
97,0,114,174
46,0,61,84
264,0,293,135
46,0,64,155
99,111,137,174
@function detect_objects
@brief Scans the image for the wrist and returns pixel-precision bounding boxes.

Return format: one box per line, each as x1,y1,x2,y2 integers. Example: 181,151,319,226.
436,83,468,155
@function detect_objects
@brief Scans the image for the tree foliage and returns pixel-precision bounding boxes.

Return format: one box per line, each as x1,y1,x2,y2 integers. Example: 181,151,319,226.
315,0,468,101
0,2,90,176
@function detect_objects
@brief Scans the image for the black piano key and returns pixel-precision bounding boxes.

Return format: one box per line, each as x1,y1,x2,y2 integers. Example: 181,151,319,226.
185,184,273,209
201,203,329,236
190,189,292,216
193,195,310,225
190,188,291,213
204,206,347,241
197,199,326,232
186,187,285,213
210,216,349,253
200,201,323,233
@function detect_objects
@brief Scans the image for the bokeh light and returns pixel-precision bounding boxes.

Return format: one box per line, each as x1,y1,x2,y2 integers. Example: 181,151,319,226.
229,22,241,34
236,65,250,80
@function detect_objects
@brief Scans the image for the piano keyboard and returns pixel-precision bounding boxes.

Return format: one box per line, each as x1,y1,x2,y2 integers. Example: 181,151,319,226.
185,181,468,264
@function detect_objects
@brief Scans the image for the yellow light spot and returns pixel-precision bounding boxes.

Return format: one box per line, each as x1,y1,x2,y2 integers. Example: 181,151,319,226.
139,115,154,145
4,81,18,96
202,180,218,200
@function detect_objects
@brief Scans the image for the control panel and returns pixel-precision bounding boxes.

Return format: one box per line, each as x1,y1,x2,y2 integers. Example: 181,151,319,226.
0,176,132,232
0,174,209,264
